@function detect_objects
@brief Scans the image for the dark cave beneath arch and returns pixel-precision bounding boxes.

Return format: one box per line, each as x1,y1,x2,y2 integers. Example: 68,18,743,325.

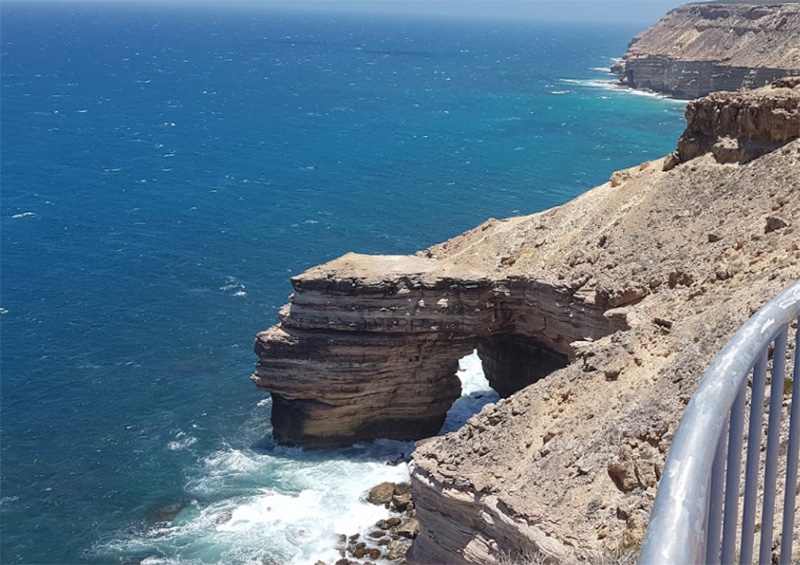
476,333,570,398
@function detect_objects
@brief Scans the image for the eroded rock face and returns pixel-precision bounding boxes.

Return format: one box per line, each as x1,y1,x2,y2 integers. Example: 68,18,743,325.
253,255,627,447
255,323,470,447
612,3,800,98
676,78,800,164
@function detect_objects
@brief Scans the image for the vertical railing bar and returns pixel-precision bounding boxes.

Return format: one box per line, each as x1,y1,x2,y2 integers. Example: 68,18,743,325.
740,350,768,565
759,328,789,565
707,416,729,565
721,383,746,565
778,320,800,565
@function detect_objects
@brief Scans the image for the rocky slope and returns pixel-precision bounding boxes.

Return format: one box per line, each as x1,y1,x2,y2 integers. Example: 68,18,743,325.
407,81,800,563
253,80,800,559
611,3,800,98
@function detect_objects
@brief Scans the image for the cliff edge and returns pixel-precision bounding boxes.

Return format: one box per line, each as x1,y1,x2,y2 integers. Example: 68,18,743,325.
612,3,800,98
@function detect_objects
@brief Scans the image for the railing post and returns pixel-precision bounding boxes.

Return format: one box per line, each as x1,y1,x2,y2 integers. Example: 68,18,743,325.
740,351,768,565
720,384,745,565
759,328,788,565
707,418,729,565
778,320,800,565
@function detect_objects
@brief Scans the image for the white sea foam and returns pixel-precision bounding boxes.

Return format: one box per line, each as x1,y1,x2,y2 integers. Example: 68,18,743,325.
440,351,498,434
560,78,617,88
558,78,689,103
97,443,410,564
201,448,260,477
97,353,491,564
11,211,36,219
457,350,490,396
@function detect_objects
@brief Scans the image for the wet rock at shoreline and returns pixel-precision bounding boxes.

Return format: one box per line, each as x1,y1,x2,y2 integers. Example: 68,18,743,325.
326,481,418,565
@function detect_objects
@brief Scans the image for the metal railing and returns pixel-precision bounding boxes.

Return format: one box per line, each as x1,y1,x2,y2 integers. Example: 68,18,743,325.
639,279,800,565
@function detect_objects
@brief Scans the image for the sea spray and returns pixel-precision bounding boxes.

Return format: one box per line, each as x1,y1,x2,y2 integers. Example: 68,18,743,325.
94,353,490,564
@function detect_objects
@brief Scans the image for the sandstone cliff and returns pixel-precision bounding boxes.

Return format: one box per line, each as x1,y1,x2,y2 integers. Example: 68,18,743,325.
612,3,800,98
253,80,800,560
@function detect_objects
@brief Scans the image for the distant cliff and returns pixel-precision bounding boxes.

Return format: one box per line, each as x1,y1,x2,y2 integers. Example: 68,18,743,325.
612,3,800,98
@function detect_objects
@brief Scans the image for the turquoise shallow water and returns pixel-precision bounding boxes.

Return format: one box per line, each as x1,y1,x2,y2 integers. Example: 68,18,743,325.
0,3,685,563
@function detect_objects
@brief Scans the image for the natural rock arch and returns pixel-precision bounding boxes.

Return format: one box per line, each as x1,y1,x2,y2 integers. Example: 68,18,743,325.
252,252,630,448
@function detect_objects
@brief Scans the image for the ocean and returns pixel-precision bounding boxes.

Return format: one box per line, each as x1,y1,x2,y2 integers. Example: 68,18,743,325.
0,3,686,563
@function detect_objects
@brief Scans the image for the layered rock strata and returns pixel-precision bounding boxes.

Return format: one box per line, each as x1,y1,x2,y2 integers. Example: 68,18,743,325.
407,82,800,563
253,255,629,447
612,3,800,98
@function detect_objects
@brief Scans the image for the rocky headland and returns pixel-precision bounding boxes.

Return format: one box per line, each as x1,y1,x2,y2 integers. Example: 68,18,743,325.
611,3,800,98
254,79,800,561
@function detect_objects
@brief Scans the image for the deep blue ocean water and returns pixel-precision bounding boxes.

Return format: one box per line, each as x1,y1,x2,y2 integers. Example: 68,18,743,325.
1,3,686,563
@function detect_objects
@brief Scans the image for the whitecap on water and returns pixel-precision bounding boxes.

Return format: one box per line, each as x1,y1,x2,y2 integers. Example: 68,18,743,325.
219,277,246,298
167,433,198,452
198,448,260,480
11,211,36,219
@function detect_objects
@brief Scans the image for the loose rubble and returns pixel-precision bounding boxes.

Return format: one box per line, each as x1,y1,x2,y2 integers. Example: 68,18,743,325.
320,482,418,565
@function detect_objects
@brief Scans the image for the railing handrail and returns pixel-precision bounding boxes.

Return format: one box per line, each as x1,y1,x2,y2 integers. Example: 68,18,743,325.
639,278,800,564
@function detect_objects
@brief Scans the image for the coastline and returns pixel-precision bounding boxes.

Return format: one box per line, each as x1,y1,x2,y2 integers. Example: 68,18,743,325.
6,2,777,562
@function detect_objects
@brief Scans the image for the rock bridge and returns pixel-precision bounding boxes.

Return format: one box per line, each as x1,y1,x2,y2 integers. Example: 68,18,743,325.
252,250,631,448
